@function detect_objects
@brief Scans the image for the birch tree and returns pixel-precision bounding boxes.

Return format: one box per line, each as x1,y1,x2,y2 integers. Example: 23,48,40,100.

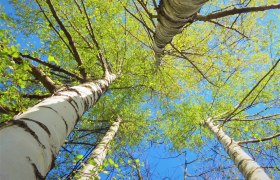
0,2,167,179
1,0,280,179
152,0,280,65
204,118,270,179
77,116,122,179
161,58,280,178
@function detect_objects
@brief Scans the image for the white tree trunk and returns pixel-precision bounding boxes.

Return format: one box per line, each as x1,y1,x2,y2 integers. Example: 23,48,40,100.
154,0,208,65
0,74,116,180
204,118,271,180
78,117,122,180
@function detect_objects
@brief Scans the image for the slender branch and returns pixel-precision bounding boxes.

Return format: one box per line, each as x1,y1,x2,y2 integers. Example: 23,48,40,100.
135,0,156,27
170,43,219,87
80,0,111,75
223,59,280,123
119,23,151,49
196,4,280,21
46,0,87,79
22,94,51,99
29,65,58,93
20,54,84,82
62,11,94,49
206,20,249,39
0,105,18,114
124,6,155,34
215,113,280,122
35,0,74,56
66,142,97,146
127,152,143,180
249,73,274,107
12,56,58,93
152,0,158,11
237,132,280,145
132,0,154,44
50,71,72,81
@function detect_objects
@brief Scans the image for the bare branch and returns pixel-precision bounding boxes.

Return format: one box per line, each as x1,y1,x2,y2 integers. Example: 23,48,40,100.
170,43,219,87
21,54,84,82
223,59,280,123
12,56,58,93
196,4,280,21
237,132,280,145
22,94,51,99
124,6,155,34
0,105,18,114
215,113,280,122
135,0,156,27
206,20,249,39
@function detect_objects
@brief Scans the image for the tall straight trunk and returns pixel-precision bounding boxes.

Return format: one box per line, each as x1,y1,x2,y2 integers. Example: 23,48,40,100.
154,0,207,65
0,74,116,180
78,117,122,180
204,118,270,180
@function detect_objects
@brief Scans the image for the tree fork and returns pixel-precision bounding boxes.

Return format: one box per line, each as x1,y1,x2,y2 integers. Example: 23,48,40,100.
0,74,116,180
204,118,271,180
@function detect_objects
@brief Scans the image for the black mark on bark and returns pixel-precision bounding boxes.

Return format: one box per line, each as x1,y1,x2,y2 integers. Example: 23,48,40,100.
20,118,51,137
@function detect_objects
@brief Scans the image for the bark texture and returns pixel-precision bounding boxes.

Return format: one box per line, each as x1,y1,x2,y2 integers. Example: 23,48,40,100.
29,65,58,93
204,118,271,180
0,74,116,180
78,117,122,180
154,0,207,65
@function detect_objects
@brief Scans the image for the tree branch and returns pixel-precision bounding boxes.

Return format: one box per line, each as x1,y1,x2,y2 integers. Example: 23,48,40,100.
124,6,155,34
206,20,249,39
237,132,280,145
80,0,111,75
22,94,51,99
35,0,74,57
20,54,84,82
12,56,58,93
170,43,219,87
46,0,87,79
223,59,280,123
0,105,18,114
196,4,280,21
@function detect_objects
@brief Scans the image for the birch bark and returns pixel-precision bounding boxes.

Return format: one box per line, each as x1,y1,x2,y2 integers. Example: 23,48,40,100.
204,118,271,180
0,74,116,180
78,117,122,180
154,0,208,65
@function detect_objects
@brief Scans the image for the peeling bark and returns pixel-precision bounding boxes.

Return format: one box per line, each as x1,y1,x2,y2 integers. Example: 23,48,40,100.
78,117,122,180
204,118,271,180
153,0,208,65
0,74,116,180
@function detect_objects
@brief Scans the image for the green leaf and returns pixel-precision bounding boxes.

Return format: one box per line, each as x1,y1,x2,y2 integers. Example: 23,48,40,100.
108,158,114,165
48,55,58,64
75,154,83,160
